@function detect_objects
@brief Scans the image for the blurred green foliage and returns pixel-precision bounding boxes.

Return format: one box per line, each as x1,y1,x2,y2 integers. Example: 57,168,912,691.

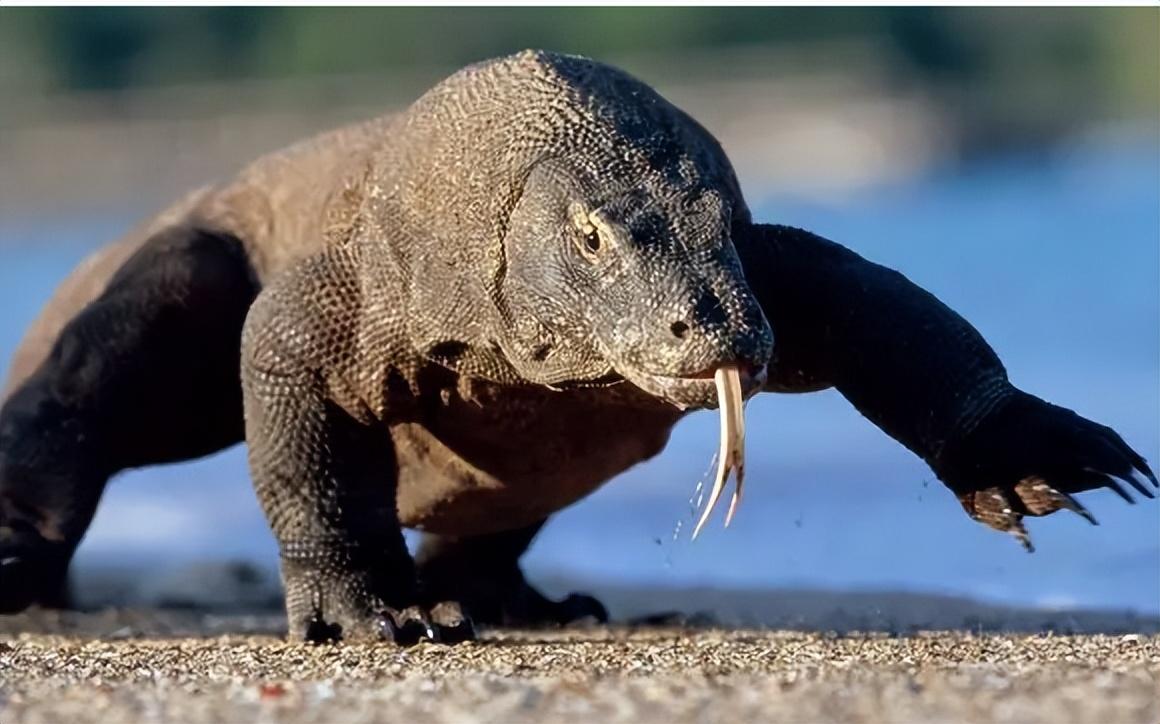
0,6,1155,146
0,7,1152,90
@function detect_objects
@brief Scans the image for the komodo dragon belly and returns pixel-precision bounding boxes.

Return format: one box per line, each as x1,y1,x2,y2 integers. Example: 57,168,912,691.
391,380,683,536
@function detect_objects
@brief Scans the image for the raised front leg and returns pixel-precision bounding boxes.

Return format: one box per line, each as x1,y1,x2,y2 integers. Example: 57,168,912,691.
416,520,608,627
734,222,1156,549
242,258,472,644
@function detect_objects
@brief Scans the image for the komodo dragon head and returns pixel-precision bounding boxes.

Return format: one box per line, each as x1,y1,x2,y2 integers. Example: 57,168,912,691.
372,50,774,530
496,58,774,412
503,152,774,410
383,50,773,406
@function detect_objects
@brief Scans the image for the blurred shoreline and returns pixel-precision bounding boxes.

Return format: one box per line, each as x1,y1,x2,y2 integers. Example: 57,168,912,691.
62,561,1160,635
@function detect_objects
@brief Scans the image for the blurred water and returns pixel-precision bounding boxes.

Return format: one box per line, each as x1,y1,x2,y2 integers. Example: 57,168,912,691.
1,139,1157,614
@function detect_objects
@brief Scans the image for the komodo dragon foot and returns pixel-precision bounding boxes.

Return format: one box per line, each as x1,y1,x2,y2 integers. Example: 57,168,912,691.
301,601,475,646
281,554,476,646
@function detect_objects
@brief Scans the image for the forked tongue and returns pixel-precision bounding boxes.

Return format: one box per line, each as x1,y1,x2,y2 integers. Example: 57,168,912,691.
692,365,746,539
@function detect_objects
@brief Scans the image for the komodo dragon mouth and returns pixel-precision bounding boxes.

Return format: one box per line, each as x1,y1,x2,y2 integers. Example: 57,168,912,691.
542,363,751,536
692,365,747,539
626,363,759,538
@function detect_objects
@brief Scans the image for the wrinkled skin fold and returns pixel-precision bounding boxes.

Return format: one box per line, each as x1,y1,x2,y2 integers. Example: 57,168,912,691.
0,51,1154,646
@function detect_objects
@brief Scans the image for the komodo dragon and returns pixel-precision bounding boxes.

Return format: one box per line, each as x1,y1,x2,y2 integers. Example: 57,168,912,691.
0,50,1155,644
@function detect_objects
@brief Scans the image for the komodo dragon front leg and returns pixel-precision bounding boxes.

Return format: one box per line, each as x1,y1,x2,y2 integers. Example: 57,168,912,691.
241,249,472,645
734,223,1156,549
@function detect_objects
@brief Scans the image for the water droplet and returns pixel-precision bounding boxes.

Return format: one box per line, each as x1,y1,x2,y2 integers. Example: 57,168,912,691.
670,450,721,544
688,451,718,514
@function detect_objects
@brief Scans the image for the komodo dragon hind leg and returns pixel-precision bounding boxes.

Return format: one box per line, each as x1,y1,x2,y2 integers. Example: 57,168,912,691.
415,520,609,627
0,225,258,613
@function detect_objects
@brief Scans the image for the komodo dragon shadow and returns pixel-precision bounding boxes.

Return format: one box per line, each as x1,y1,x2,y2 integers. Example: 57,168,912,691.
0,50,1154,644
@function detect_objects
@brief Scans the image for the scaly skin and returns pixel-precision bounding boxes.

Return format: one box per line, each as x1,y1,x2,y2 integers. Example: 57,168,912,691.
0,51,1154,643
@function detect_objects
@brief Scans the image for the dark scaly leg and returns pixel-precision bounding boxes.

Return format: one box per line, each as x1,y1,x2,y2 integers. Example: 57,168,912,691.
734,222,1156,550
415,520,608,627
0,226,259,612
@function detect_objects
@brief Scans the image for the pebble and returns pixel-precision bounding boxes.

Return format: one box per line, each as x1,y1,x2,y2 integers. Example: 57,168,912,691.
0,611,1156,723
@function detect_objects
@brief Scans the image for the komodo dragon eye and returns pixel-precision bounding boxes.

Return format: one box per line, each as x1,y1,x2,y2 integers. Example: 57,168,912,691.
568,202,609,263
582,229,602,255
573,224,606,264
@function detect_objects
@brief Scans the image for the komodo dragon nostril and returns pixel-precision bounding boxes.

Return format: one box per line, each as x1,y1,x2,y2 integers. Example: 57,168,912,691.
670,320,690,339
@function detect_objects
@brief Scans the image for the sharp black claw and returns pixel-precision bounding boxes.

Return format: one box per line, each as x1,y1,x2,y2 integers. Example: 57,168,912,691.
393,617,429,646
1012,524,1035,553
1117,471,1156,499
1088,470,1135,504
435,617,476,645
1103,431,1158,489
1144,466,1159,489
389,606,440,645
1132,466,1159,493
1060,493,1098,526
1106,478,1136,504
305,614,343,644
429,601,475,644
1128,455,1158,488
376,613,399,642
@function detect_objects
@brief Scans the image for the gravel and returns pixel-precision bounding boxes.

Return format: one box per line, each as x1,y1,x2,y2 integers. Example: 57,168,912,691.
1,610,1156,723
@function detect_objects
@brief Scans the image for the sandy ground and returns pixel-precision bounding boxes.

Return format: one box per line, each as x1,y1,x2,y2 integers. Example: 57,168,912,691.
0,610,1156,724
